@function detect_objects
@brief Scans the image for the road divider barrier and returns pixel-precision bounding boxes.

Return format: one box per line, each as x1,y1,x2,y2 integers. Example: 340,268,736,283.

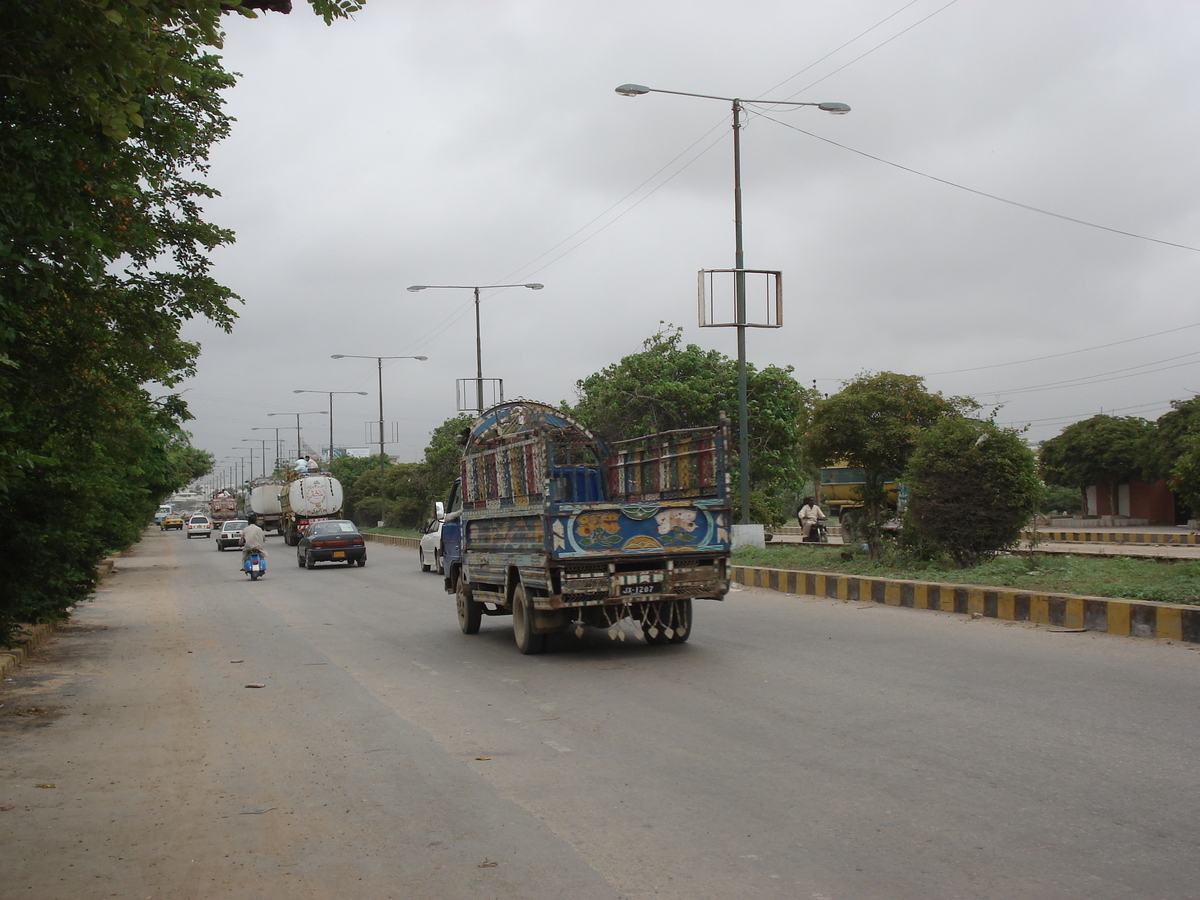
730,565,1200,643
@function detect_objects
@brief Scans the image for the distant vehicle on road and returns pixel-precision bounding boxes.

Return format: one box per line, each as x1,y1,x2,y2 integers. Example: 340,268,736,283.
185,515,212,539
154,504,173,525
419,506,443,574
160,513,184,531
215,519,249,551
296,519,366,568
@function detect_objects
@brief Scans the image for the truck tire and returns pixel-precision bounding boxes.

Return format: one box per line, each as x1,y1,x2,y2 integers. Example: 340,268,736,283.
456,575,482,635
511,583,546,655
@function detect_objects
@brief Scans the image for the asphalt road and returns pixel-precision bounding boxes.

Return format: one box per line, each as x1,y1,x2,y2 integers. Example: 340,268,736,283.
3,528,1199,899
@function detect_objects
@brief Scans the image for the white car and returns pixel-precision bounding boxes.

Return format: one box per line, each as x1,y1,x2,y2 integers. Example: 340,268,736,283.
186,515,213,539
215,519,248,550
419,518,443,574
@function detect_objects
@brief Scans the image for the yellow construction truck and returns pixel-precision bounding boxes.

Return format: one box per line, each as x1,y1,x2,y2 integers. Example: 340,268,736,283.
818,465,901,539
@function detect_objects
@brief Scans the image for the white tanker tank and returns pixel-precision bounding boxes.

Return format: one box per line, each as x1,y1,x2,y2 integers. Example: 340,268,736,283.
246,478,286,534
279,474,344,546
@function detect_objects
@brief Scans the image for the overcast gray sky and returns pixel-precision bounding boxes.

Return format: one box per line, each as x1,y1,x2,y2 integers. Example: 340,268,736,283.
178,0,1200,481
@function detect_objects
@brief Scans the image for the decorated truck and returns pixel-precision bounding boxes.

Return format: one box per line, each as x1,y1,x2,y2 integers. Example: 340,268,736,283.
440,400,731,654
279,473,344,546
209,490,238,525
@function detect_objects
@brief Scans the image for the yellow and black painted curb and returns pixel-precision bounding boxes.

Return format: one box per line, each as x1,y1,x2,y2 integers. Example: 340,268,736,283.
730,565,1200,643
1024,530,1199,545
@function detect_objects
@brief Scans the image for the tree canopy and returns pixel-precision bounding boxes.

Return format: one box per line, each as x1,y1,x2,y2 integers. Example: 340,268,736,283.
565,326,818,524
902,418,1040,566
0,1,360,643
803,372,977,550
1038,414,1151,513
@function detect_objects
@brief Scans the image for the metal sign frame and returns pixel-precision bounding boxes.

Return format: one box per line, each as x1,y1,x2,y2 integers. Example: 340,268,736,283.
457,377,504,414
698,268,783,328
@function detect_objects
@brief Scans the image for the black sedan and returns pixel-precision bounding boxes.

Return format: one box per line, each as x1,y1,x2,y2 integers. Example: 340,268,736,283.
296,519,367,569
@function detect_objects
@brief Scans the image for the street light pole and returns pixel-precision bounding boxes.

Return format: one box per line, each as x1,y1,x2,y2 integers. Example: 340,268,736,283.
293,390,368,461
251,427,284,473
406,283,543,413
615,83,849,524
241,439,269,482
267,411,327,463
332,354,427,527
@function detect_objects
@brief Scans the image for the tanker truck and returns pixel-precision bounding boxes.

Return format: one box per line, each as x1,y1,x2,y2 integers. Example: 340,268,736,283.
246,477,286,535
279,473,345,546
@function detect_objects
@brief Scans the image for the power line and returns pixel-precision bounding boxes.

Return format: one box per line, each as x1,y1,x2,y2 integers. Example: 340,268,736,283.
758,112,1200,253
918,320,1200,377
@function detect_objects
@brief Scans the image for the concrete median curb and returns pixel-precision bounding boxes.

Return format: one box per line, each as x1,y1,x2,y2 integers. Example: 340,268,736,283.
731,565,1200,644
1024,530,1199,545
363,533,420,549
0,622,59,684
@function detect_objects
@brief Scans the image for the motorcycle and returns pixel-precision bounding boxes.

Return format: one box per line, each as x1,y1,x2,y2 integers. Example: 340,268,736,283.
243,549,266,580
803,516,828,544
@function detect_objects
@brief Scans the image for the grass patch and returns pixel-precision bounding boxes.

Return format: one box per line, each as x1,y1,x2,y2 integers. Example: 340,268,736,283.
733,545,1200,605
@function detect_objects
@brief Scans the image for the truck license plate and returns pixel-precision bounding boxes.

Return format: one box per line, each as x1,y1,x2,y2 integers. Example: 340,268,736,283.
619,583,661,596
333,551,345,558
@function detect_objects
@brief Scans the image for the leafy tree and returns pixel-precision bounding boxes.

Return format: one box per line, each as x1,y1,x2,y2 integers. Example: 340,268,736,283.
1040,483,1082,515
0,1,360,643
1038,415,1152,515
1128,397,1200,521
902,418,1040,566
803,372,977,553
566,326,818,524
338,415,471,529
1169,434,1200,520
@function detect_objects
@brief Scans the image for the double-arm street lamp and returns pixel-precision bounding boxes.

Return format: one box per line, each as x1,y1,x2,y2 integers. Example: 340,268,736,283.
267,410,327,462
406,283,543,413
293,389,369,461
331,354,427,527
615,83,849,525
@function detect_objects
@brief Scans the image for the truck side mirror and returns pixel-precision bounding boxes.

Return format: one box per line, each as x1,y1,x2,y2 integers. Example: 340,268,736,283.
434,500,445,522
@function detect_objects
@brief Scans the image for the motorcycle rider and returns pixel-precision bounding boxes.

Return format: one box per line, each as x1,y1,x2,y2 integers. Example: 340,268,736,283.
797,497,825,542
240,514,267,563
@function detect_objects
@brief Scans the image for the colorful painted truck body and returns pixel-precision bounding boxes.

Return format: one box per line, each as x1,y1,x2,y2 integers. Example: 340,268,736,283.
279,473,344,546
209,490,238,525
441,401,731,654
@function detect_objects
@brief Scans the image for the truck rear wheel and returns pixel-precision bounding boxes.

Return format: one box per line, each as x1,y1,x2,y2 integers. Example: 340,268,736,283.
511,583,546,655
456,574,482,635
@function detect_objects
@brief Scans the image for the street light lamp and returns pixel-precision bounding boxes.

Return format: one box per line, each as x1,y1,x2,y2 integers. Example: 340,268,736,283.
615,83,849,526
407,283,543,413
240,438,270,482
293,389,369,462
267,410,327,462
331,354,428,527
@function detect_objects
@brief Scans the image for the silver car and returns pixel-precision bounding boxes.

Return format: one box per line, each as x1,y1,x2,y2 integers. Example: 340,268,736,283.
215,519,248,550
